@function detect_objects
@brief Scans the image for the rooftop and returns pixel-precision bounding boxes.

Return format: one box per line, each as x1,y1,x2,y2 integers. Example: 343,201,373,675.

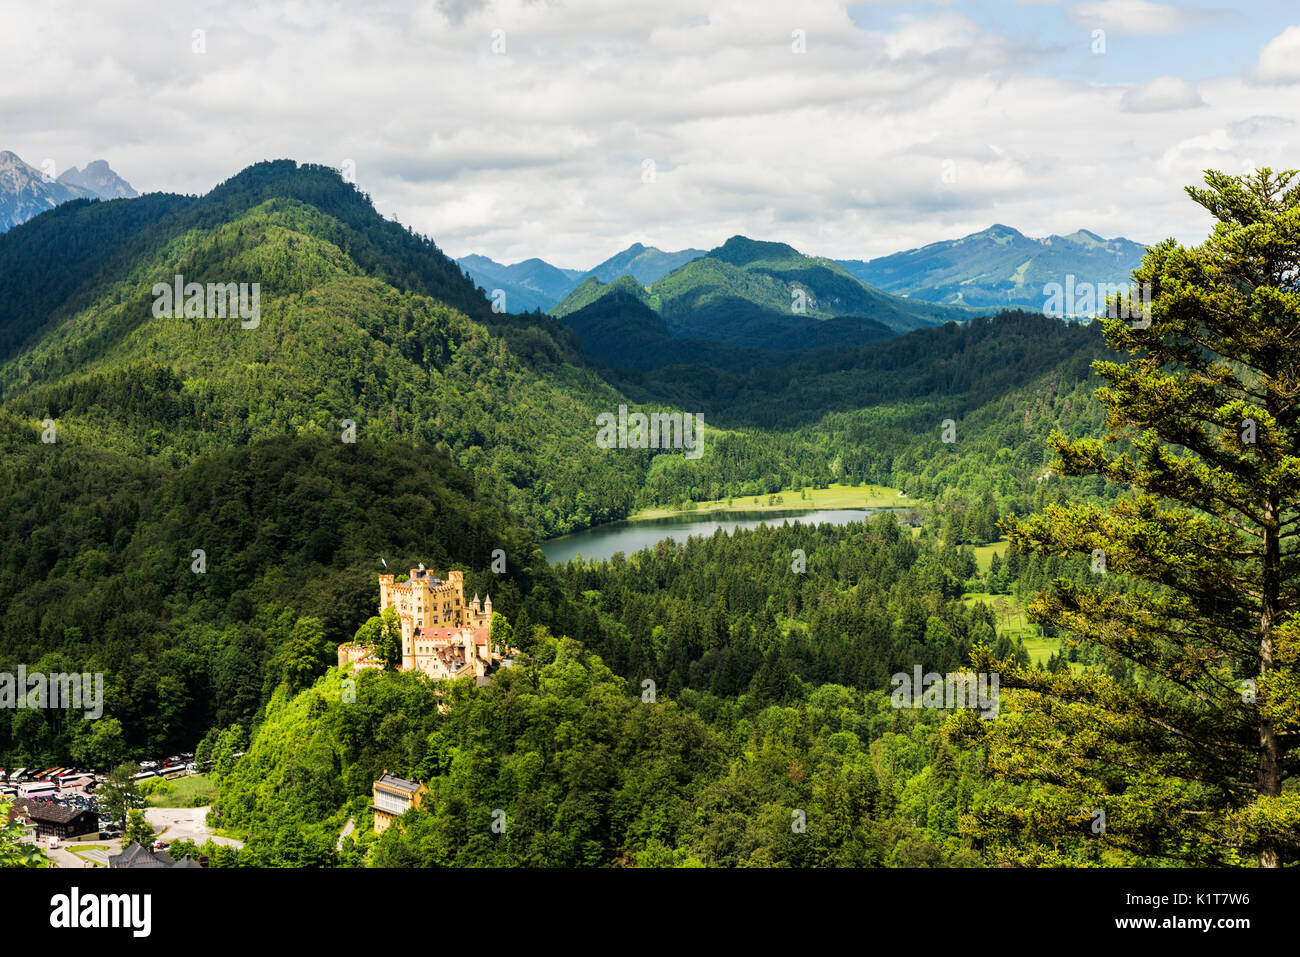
108,842,176,869
13,799,96,825
376,773,421,794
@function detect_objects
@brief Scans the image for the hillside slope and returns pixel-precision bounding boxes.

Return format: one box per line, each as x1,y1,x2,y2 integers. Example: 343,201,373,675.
0,161,660,537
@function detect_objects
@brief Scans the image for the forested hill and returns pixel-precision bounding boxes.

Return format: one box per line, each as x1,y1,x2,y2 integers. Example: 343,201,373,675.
557,282,899,374
0,428,548,765
602,310,1111,516
0,161,492,361
549,233,978,349
628,309,1104,428
0,160,621,765
0,160,1101,539
0,160,669,537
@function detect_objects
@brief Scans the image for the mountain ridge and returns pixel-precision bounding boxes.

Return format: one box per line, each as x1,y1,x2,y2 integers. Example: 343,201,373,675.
0,150,137,231
457,242,705,313
837,223,1147,309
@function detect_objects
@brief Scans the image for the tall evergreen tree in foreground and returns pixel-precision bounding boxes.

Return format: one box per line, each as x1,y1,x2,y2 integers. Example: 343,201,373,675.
952,169,1300,867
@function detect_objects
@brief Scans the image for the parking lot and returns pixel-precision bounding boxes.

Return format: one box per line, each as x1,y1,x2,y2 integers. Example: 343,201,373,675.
1,752,240,866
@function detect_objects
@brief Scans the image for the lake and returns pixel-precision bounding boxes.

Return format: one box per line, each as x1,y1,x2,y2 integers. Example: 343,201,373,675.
540,508,885,564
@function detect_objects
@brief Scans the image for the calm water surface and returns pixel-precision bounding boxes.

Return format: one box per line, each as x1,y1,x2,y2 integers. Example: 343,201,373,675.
541,508,887,564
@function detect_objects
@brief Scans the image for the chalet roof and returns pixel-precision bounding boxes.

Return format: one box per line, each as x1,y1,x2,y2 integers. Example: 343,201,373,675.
108,843,190,868
109,842,175,869
14,799,94,825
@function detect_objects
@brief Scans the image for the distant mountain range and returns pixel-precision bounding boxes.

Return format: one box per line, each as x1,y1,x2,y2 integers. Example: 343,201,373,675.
0,150,137,232
548,235,977,372
837,224,1147,310
457,254,588,313
457,242,705,314
460,223,1147,325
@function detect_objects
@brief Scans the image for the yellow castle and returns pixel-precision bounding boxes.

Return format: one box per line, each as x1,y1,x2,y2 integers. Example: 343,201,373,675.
338,565,515,682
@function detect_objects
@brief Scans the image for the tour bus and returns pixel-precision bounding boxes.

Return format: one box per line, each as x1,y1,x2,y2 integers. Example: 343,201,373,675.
161,767,187,780
11,768,29,782
18,780,58,799
132,770,157,783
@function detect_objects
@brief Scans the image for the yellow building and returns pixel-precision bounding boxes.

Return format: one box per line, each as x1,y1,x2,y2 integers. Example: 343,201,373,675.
371,773,428,834
338,565,517,682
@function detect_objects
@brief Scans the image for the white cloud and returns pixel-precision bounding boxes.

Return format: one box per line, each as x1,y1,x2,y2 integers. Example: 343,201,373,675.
1257,25,1300,84
0,0,1294,268
1069,0,1209,35
1121,76,1204,112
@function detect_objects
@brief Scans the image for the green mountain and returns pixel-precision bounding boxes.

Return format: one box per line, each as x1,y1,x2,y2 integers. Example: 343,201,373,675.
550,234,977,360
456,243,705,313
837,223,1148,310
585,242,705,284
0,159,698,764
614,309,1110,510
0,160,671,539
557,284,778,374
552,273,651,315
559,278,899,373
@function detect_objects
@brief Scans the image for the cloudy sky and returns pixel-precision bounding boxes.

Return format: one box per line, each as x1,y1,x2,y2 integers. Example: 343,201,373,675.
3,0,1298,267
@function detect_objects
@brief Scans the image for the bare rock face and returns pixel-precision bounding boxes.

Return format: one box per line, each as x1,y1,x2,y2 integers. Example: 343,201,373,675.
58,159,139,200
0,150,137,232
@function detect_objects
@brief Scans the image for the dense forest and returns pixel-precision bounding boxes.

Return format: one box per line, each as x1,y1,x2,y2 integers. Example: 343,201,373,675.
1,163,1295,869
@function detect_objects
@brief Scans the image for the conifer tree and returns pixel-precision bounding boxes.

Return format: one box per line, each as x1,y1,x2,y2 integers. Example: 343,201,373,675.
952,169,1300,867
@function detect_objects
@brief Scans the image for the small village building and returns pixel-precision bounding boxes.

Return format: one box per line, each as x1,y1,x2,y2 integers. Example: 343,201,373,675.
107,842,202,868
12,800,99,840
371,773,428,835
3,801,37,843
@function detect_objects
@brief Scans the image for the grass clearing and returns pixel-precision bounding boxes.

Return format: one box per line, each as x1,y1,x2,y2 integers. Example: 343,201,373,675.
963,591,1086,672
970,540,1008,573
628,483,916,521
144,774,217,808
